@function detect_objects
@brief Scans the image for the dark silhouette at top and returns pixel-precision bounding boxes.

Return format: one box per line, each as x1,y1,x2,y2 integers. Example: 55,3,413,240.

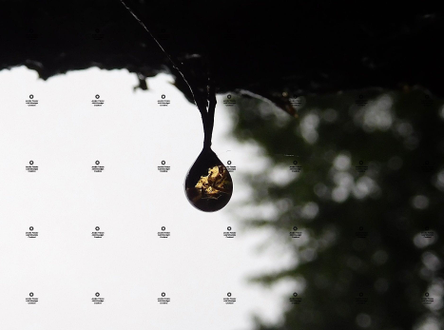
0,1,442,114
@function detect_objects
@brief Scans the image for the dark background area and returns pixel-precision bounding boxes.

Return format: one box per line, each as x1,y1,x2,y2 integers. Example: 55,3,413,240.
0,1,443,111
1,1,443,329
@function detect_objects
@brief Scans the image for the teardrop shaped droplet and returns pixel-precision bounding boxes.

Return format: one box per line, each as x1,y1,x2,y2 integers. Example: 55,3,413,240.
185,148,233,212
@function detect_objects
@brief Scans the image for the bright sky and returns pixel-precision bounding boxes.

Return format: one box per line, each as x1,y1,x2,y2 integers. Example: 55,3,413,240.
0,67,295,330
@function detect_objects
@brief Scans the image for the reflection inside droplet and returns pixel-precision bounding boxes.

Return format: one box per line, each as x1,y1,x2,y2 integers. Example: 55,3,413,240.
185,148,233,212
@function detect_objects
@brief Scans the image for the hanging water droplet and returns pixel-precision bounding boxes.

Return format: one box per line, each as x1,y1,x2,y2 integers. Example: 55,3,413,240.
185,147,233,212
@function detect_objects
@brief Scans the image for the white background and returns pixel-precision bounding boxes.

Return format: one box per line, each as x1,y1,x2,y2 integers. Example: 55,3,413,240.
0,67,295,330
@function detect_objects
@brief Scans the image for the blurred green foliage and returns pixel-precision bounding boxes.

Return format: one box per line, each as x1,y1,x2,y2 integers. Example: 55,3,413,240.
229,89,444,330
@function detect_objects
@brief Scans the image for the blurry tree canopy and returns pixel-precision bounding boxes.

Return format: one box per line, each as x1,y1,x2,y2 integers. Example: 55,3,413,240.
231,89,444,330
